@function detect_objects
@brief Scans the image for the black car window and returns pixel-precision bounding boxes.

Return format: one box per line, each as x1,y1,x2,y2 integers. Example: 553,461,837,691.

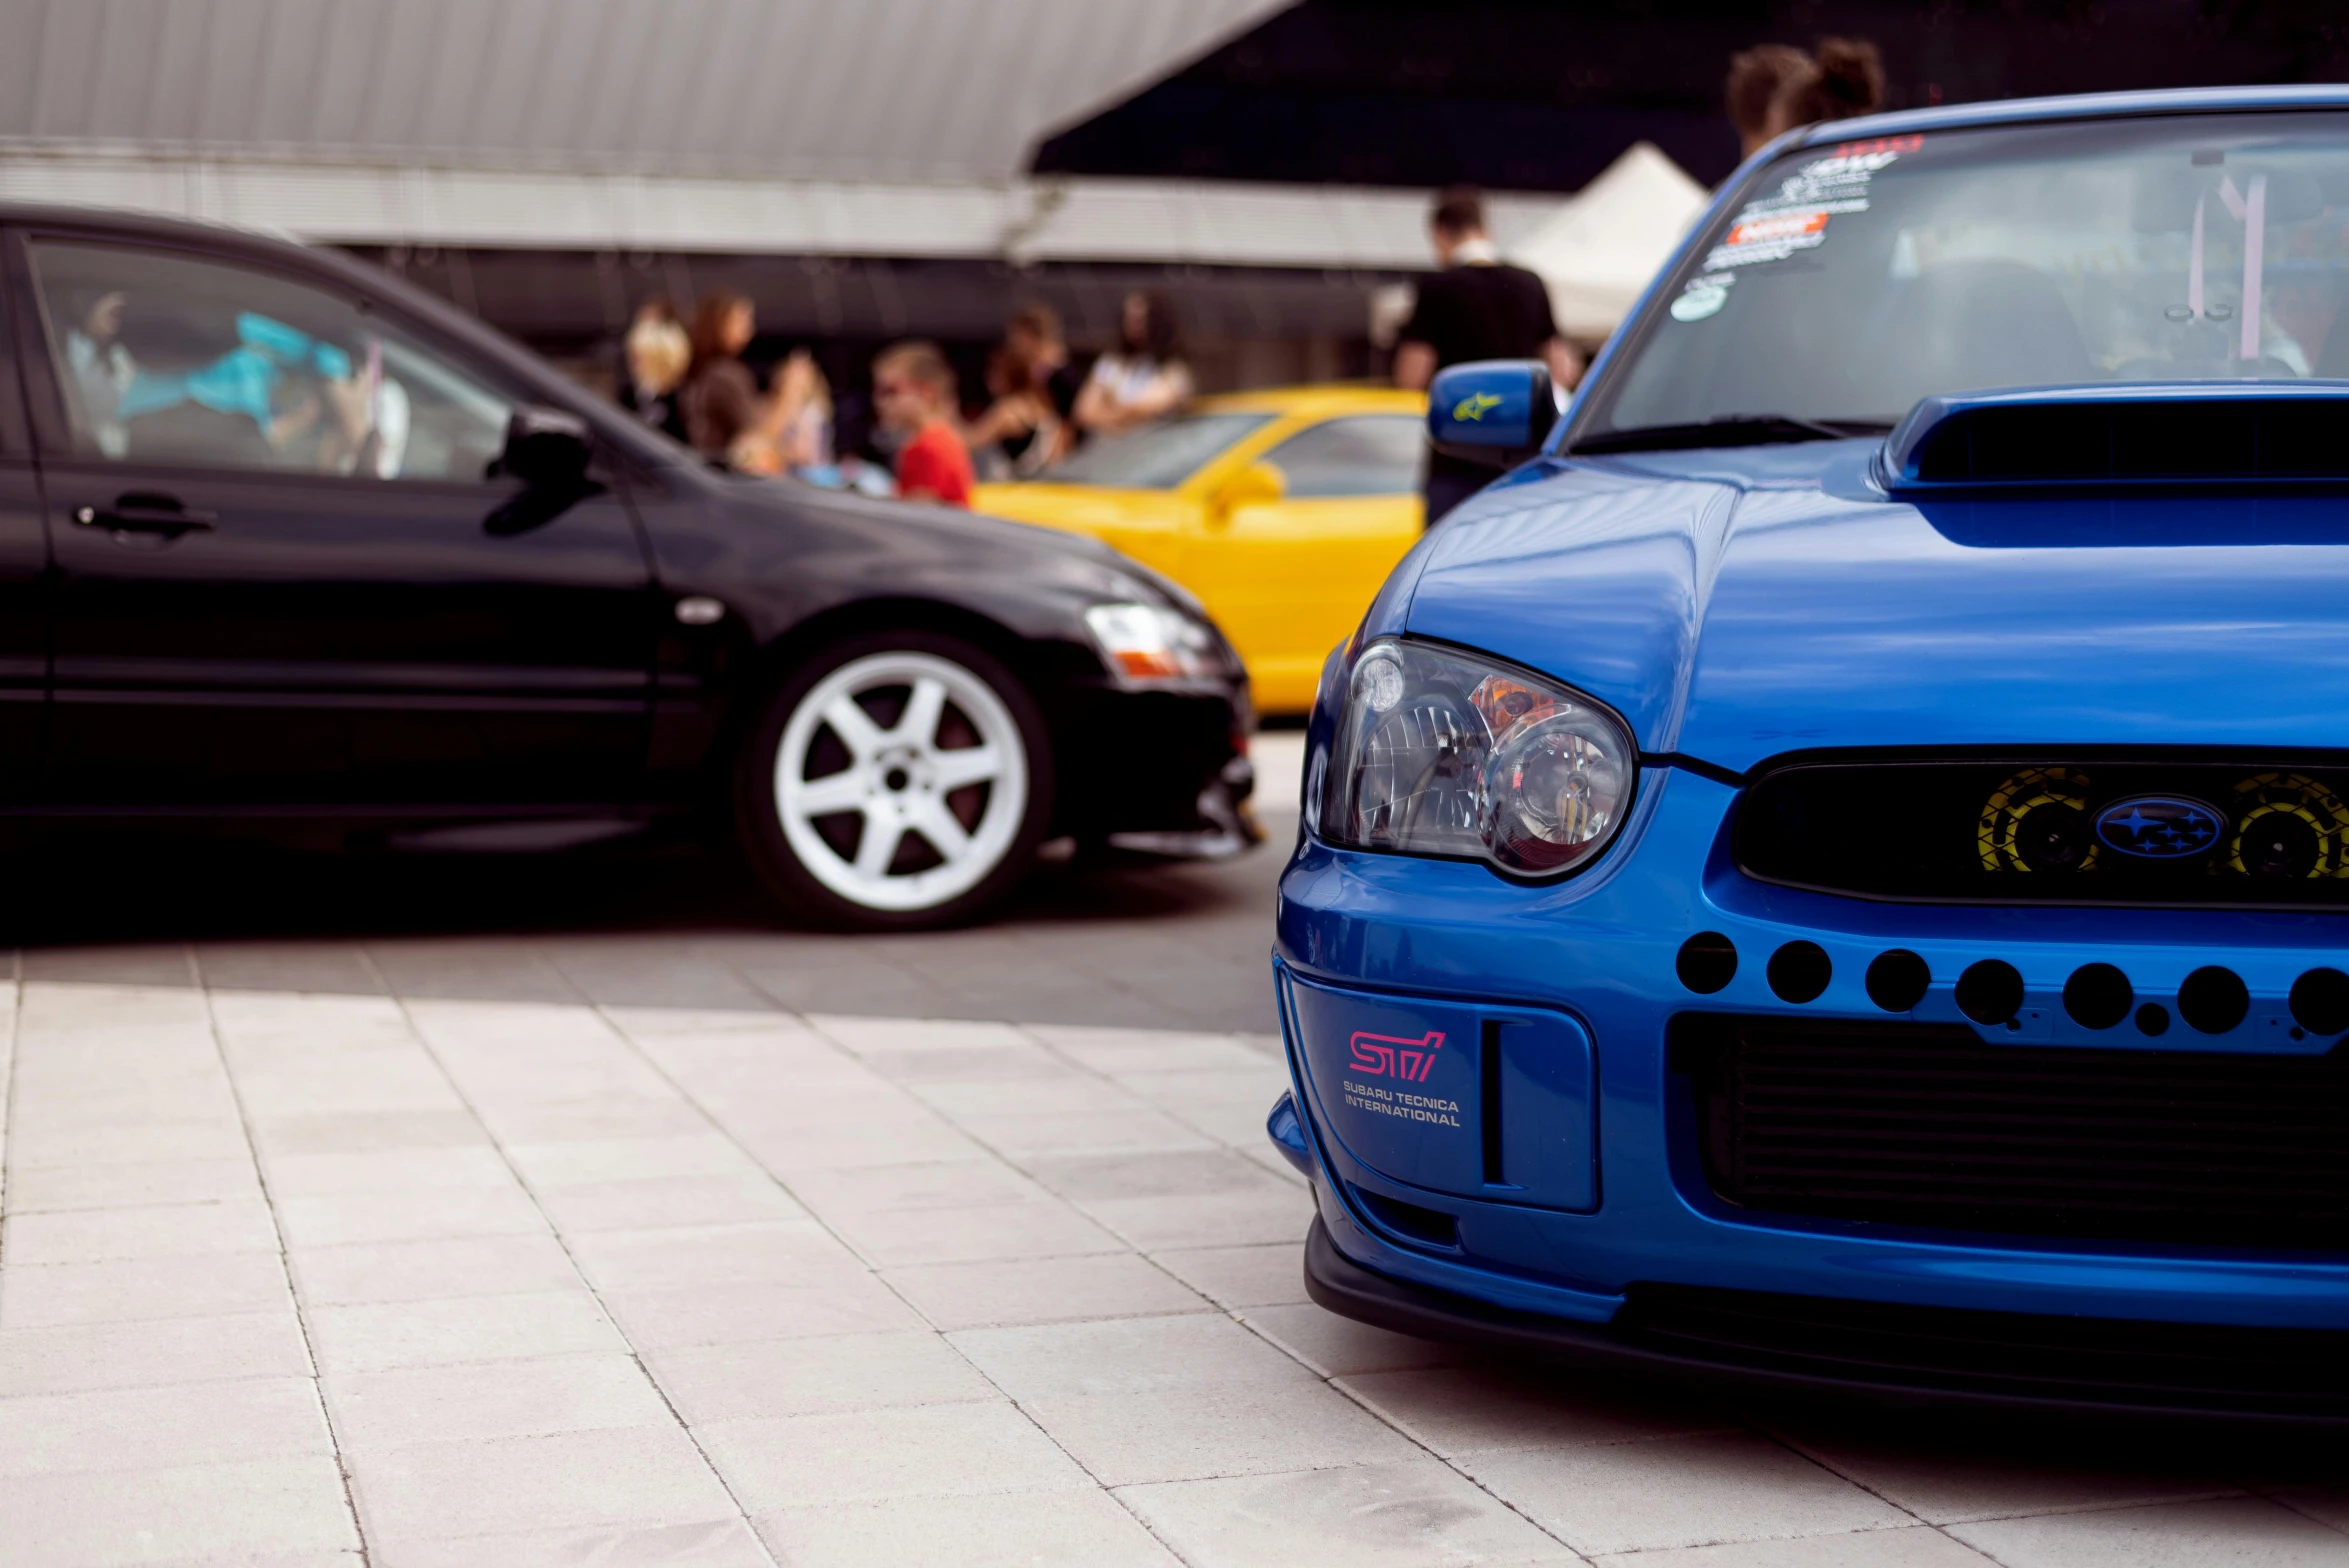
1257,414,1426,498
28,242,513,482
1046,412,1276,489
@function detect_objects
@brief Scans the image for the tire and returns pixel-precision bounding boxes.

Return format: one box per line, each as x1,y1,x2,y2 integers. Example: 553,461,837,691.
735,630,1054,930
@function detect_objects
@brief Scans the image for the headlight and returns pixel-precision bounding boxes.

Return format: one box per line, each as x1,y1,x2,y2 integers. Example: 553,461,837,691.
1322,638,1635,876
1085,602,1230,685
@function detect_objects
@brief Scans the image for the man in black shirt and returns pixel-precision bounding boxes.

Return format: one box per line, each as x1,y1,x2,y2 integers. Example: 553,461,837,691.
1394,187,1583,525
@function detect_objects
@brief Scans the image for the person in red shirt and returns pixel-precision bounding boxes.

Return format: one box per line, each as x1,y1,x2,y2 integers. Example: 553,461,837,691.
873,340,973,507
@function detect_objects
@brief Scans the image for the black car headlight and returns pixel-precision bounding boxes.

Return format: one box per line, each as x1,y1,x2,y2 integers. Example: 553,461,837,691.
1085,602,1238,687
1322,638,1635,875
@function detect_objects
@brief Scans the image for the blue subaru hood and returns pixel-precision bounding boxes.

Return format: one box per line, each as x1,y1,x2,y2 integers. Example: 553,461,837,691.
1403,444,2349,773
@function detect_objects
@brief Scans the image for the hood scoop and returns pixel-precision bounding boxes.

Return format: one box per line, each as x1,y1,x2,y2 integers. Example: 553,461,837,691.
1882,384,2349,492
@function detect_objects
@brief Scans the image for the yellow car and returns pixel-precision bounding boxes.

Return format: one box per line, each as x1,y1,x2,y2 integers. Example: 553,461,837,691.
973,386,1426,714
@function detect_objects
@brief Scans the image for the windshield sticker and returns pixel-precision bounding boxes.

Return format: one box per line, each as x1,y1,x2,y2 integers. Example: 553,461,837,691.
1701,133,1923,273
1670,273,1733,321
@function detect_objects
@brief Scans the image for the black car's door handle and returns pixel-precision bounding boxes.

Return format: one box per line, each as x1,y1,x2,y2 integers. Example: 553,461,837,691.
73,494,218,534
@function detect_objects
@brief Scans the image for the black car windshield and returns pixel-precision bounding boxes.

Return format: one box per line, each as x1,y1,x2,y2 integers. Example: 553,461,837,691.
1583,112,2349,445
1044,412,1275,488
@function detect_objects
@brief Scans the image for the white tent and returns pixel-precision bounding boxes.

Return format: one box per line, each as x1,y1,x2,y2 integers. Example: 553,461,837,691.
1507,142,1712,341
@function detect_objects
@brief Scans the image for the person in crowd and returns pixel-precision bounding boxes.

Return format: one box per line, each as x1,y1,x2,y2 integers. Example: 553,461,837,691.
681,290,760,459
967,304,1080,476
1074,291,1191,435
873,339,973,506
1759,37,1885,141
64,289,138,456
1725,44,1813,160
618,300,691,443
731,348,832,477
1392,186,1584,526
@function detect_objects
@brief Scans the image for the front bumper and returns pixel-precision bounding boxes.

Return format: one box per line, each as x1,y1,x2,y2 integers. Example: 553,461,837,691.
1049,679,1259,855
1275,763,2349,1412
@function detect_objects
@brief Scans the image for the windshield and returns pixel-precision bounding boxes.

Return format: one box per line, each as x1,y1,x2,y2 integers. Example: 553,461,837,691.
1585,113,2349,443
1044,412,1275,488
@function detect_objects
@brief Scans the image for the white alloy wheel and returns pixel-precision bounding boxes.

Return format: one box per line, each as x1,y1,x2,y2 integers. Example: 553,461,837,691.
772,650,1030,913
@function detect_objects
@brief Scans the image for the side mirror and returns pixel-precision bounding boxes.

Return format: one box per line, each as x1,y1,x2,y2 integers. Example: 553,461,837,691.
1211,461,1286,517
1427,360,1557,468
497,406,593,489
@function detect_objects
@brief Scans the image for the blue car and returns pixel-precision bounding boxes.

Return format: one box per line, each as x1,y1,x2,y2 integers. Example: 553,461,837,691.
1267,87,2349,1422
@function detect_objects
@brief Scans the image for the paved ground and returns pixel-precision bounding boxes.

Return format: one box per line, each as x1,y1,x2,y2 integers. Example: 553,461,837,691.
6,736,2349,1565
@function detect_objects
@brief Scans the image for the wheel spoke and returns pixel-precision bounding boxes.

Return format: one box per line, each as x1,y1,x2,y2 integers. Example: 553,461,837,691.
822,696,885,760
908,797,972,860
927,745,1003,791
895,676,948,751
792,770,868,816
853,810,902,878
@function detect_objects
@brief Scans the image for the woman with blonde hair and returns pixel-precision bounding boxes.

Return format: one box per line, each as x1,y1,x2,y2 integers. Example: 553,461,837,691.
619,300,690,443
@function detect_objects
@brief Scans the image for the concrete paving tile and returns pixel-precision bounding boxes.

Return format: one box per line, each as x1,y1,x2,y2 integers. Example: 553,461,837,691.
784,1159,1051,1215
1023,1149,1293,1203
274,1184,549,1248
1120,1457,1580,1566
21,953,199,989
307,1290,625,1373
1113,1066,1289,1106
600,1003,805,1036
860,1045,1079,1086
258,1146,514,1197
248,1110,489,1156
0,1309,312,1396
646,1330,996,1422
1077,1188,1314,1251
699,1401,1090,1509
2277,1487,2349,1532
1149,1243,1311,1309
910,1076,1147,1117
1464,1432,1913,1556
1237,1302,1463,1378
1592,1529,2002,1566
741,1119,994,1171
952,1107,1216,1158
598,1278,929,1350
1338,1365,1729,1457
0,1252,293,1330
348,1423,738,1543
372,1517,770,1568
1165,1098,1293,1152
883,1253,1211,1331
326,1353,675,1449
755,1487,1180,1567
194,943,387,995
951,1312,1314,1401
533,1174,807,1233
474,1097,715,1143
810,1015,1034,1056
206,989,416,1050
227,1057,465,1119
288,1233,584,1307
825,1199,1125,1266
0,1376,331,1477
503,1134,758,1189
566,1221,866,1292
366,948,583,1005
1025,1377,1422,1486
5,1117,254,1168
0,1454,358,1563
1787,1434,2238,1524
3,1156,260,1213
1029,1026,1273,1076
1950,1497,2349,1566
2,1196,281,1265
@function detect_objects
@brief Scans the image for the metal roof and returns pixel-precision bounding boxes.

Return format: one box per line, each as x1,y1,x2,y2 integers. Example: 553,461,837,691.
0,0,1287,184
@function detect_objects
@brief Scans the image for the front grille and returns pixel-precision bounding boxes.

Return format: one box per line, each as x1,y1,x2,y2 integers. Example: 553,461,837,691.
1735,755,2349,909
1620,1282,2349,1413
1674,1015,2349,1251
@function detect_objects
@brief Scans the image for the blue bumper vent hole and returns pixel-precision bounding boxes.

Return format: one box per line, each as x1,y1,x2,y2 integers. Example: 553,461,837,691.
1766,941,1831,1004
2291,967,2349,1036
1864,949,1930,1012
2062,963,2134,1031
1677,933,1738,994
2178,966,2249,1035
1956,960,2025,1026
1354,1188,1460,1248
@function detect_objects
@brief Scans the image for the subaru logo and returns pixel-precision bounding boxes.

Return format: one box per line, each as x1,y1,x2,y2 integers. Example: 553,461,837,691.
2093,795,2225,859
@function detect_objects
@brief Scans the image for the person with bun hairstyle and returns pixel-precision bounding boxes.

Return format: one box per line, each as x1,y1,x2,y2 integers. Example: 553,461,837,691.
1725,44,1812,160
1762,37,1886,141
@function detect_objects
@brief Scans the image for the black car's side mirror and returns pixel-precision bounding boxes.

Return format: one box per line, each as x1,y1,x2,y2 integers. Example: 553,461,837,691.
486,407,600,535
495,406,594,489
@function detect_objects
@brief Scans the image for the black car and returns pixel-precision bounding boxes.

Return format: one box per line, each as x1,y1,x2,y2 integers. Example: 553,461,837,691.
0,205,1255,928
